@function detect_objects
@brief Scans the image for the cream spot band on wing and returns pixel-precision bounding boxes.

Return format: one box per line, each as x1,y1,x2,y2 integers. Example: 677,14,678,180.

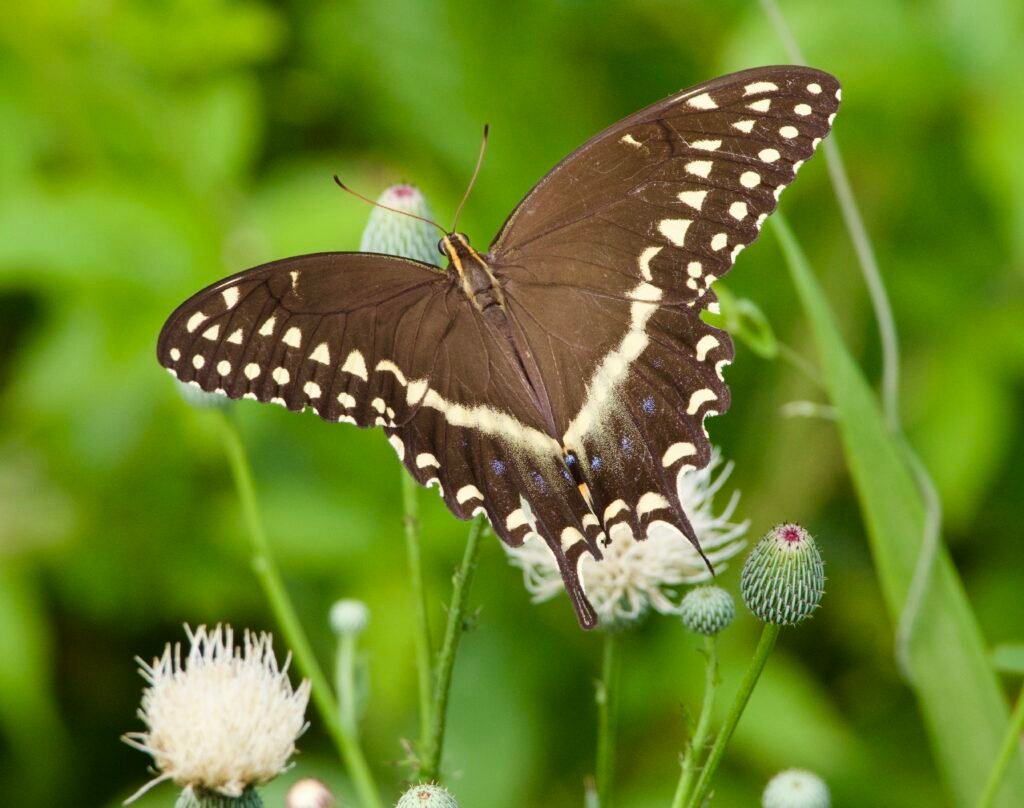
375,359,407,385
638,246,662,280
662,442,696,468
186,312,207,333
695,334,720,362
341,350,368,380
658,219,691,246
685,160,713,178
282,327,302,348
221,287,240,309
456,485,484,505
687,389,717,414
561,270,663,450
309,343,330,364
686,92,717,109
637,492,670,517
677,190,708,210
388,435,405,460
416,453,440,469
202,324,220,341
744,81,778,95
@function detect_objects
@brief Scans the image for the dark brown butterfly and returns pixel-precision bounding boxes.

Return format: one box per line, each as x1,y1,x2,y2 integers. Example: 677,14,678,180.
158,66,841,628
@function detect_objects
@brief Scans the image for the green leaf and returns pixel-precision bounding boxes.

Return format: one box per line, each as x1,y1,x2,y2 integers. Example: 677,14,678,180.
992,644,1024,676
772,215,1024,807
705,283,779,359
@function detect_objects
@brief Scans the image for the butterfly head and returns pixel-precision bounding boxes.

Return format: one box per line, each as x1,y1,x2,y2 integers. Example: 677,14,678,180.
437,232,478,267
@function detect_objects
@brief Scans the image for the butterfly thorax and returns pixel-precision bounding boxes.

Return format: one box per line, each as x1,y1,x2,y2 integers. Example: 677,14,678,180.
441,233,506,312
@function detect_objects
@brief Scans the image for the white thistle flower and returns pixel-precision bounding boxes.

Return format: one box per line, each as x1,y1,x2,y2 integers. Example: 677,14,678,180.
123,625,311,802
505,448,748,626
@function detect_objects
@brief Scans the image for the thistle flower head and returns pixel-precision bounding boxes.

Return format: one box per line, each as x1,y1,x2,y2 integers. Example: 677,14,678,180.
123,625,311,802
762,768,831,808
330,598,370,635
396,784,460,808
359,184,441,267
679,585,735,635
741,523,825,625
505,449,747,627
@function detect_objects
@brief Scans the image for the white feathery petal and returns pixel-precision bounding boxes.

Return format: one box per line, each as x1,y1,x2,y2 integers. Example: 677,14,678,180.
123,624,311,800
504,448,748,625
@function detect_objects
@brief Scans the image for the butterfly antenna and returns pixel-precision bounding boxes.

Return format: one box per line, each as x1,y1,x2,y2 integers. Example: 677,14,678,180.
332,176,447,235
450,123,489,233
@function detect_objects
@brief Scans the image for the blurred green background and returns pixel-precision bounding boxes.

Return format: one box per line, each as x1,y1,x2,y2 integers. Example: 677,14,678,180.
1,0,1022,805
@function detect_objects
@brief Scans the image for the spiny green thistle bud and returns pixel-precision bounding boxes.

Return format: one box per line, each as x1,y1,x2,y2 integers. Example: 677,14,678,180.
175,786,263,808
762,768,830,808
741,523,825,625
330,598,370,635
679,585,735,635
359,184,441,267
395,783,460,808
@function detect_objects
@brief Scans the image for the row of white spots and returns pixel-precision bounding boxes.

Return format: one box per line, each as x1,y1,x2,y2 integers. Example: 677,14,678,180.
637,492,670,518
744,80,778,95
694,334,720,362
685,160,712,179
619,133,642,148
686,388,717,415
661,441,696,468
638,246,662,280
690,139,721,151
658,218,691,247
677,190,708,210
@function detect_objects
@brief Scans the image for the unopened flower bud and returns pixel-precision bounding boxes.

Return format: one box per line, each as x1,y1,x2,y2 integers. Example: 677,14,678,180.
359,184,440,266
395,783,460,808
741,524,825,625
330,599,370,635
762,768,830,808
286,778,335,808
679,585,735,635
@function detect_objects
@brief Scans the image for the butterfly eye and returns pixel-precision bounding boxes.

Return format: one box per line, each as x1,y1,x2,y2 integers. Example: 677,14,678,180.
437,238,447,256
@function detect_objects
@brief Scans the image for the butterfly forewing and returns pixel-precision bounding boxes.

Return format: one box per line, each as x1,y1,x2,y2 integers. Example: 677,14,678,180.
486,66,839,566
157,253,450,427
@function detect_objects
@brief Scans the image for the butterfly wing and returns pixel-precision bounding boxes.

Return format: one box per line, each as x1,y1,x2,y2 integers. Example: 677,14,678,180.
488,65,840,548
158,251,603,625
157,252,454,427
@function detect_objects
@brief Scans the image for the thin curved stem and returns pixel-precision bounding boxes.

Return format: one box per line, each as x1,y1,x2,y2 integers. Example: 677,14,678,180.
596,631,621,807
687,624,780,808
759,0,945,683
974,682,1024,808
402,473,434,751
672,635,718,808
216,412,383,808
417,515,486,782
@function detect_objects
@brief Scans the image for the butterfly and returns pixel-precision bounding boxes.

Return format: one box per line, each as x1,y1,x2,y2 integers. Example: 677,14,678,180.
158,66,840,628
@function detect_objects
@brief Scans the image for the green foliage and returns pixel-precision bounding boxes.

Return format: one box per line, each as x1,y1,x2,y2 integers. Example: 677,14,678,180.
0,1,1021,806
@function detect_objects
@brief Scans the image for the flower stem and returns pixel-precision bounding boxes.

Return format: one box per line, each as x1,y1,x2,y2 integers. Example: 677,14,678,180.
402,472,434,751
336,630,359,738
686,624,780,808
595,631,621,807
417,515,486,782
215,412,383,808
974,681,1024,808
672,635,718,808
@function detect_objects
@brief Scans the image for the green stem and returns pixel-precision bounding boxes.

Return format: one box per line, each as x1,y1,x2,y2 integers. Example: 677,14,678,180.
595,631,621,808
975,682,1024,808
687,624,780,808
336,631,359,738
672,636,718,808
417,515,486,782
215,412,383,808
402,472,434,751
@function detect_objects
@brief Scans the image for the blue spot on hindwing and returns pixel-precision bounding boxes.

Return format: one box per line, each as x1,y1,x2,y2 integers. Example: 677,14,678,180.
590,455,602,471
491,459,507,476
642,396,656,414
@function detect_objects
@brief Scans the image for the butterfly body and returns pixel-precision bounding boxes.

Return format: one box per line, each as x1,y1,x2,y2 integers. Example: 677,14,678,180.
159,66,841,628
